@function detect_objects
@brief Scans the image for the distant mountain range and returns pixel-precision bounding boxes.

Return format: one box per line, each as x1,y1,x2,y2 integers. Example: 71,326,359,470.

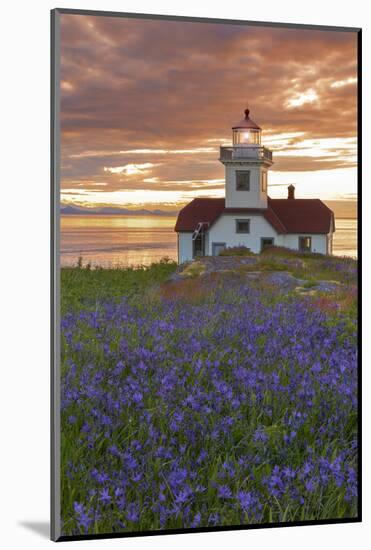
61,201,356,219
60,205,179,216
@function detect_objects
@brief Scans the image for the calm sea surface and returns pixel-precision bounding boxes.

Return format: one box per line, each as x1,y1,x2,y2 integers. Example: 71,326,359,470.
61,215,357,268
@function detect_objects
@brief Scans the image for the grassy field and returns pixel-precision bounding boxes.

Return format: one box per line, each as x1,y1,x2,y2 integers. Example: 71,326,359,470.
60,250,358,536
61,257,177,314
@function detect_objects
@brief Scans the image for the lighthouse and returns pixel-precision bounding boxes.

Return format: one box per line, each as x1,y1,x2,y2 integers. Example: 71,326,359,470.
175,106,334,262
220,108,273,209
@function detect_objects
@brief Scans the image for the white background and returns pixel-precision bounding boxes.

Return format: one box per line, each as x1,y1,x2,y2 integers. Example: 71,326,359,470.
0,0,369,547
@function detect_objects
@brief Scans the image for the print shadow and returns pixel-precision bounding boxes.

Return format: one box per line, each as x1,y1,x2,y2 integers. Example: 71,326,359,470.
18,521,49,539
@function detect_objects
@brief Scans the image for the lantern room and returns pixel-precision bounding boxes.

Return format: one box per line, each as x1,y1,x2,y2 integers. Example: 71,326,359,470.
232,108,261,146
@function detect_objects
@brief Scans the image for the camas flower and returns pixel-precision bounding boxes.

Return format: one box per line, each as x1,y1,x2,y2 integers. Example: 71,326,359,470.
218,485,232,499
61,265,357,535
99,488,112,505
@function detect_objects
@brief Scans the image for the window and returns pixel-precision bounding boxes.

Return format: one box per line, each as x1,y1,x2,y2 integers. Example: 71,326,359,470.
212,243,226,256
236,219,250,233
299,236,312,252
236,170,250,191
261,171,267,192
233,129,261,146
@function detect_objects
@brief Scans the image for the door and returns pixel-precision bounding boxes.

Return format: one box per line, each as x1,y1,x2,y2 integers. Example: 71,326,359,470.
212,242,226,256
261,237,274,252
193,234,205,258
299,236,312,252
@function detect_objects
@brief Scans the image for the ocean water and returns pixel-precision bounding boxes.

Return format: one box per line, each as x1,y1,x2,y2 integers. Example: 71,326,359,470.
332,218,358,259
60,215,357,268
61,215,178,268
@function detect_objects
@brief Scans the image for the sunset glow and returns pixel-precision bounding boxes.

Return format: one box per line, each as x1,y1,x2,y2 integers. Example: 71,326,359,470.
286,89,319,108
60,15,357,212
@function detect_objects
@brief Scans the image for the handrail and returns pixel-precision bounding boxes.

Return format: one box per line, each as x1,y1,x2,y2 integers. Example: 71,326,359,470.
192,221,210,241
220,145,273,162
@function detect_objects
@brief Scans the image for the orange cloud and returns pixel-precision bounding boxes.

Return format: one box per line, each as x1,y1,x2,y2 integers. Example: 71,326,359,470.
59,14,358,207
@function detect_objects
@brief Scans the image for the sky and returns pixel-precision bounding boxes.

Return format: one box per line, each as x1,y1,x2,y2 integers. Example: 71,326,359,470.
60,13,358,212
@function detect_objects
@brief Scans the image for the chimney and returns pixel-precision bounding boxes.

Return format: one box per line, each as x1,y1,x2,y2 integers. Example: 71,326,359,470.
287,184,295,200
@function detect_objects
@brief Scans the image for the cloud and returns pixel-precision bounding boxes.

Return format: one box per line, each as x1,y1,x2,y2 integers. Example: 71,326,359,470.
59,14,358,206
331,77,357,88
286,89,319,108
103,162,159,175
70,147,217,158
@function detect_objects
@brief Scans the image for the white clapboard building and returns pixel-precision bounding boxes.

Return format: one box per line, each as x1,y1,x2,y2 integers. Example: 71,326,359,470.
175,108,335,264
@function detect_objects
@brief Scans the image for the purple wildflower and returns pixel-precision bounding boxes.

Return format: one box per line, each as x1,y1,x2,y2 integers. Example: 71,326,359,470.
218,485,232,499
99,488,112,504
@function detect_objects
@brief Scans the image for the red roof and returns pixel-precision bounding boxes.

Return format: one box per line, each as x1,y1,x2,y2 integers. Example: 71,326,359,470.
232,108,261,130
175,197,334,234
268,198,335,234
174,198,225,232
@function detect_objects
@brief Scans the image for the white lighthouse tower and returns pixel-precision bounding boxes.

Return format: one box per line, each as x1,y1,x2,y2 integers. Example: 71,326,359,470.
175,106,335,262
219,108,273,209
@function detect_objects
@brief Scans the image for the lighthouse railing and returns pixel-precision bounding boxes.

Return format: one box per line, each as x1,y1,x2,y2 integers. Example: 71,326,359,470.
219,146,272,162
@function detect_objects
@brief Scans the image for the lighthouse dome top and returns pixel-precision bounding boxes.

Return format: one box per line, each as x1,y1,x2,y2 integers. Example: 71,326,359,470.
232,108,262,147
232,108,261,130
